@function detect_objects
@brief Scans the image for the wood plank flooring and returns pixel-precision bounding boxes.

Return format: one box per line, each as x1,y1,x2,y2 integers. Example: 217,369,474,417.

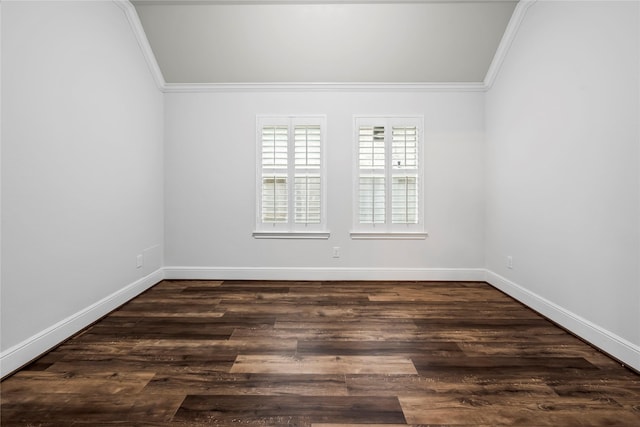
2,280,639,426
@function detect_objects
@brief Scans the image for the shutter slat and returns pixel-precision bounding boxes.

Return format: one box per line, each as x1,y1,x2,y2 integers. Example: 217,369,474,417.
294,174,321,224
262,125,289,168
262,175,288,223
392,126,418,169
295,125,322,169
359,125,385,169
359,175,385,224
259,118,324,228
391,175,418,224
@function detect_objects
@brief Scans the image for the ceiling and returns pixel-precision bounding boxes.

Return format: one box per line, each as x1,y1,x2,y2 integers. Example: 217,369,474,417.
132,0,518,84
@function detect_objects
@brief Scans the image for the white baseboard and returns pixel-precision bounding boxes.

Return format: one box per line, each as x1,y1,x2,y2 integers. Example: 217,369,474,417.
485,270,640,372
162,266,486,282
4,267,637,378
0,269,164,379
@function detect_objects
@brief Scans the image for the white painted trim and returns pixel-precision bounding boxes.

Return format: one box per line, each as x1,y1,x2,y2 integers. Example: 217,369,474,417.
252,231,331,239
112,0,166,90
485,270,640,373
162,82,487,93
134,1,517,5
4,267,638,377
0,269,164,379
163,266,485,281
350,232,428,240
483,0,536,90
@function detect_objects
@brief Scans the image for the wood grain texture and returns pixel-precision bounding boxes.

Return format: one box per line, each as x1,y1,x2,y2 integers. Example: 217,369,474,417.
2,280,639,426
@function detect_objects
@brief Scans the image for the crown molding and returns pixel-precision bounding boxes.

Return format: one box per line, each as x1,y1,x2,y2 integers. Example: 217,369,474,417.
483,0,536,90
162,82,487,93
132,1,518,5
112,0,166,90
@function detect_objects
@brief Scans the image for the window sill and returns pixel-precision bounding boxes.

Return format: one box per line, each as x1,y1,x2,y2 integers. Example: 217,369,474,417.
253,231,331,240
350,232,428,240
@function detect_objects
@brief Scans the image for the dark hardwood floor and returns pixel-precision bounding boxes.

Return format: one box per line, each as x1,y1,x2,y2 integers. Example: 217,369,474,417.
2,280,639,426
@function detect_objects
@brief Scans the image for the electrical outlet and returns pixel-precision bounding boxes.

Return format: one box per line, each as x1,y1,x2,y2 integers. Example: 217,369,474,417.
507,256,513,269
332,247,340,258
136,254,143,269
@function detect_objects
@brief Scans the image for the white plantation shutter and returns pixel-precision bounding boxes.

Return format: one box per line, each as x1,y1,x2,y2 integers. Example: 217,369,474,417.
392,126,418,169
256,116,326,234
359,126,385,168
295,174,321,224
391,126,419,224
354,117,424,234
295,125,321,168
262,126,288,168
294,125,322,224
359,175,385,223
358,125,386,224
262,175,288,223
391,175,418,224
261,125,288,224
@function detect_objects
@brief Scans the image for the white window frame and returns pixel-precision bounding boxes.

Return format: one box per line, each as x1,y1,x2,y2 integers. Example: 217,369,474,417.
254,115,329,239
351,115,427,240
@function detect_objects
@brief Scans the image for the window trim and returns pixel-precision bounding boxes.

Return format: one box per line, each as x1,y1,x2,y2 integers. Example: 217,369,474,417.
349,231,428,240
253,231,330,240
351,115,426,238
254,115,329,238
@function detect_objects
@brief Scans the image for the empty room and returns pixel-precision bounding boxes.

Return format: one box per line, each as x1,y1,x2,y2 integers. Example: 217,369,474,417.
1,0,639,425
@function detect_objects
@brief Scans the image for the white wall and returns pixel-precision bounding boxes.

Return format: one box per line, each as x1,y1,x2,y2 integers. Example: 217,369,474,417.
4,0,637,377
1,1,164,376
485,1,640,370
164,91,485,279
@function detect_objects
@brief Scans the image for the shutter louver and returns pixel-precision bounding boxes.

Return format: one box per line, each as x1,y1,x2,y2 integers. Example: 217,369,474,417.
391,175,418,224
295,174,321,224
257,118,325,231
262,126,288,168
358,125,386,224
294,125,322,224
392,126,419,224
261,175,288,223
295,125,321,168
354,118,423,232
261,125,288,223
359,175,386,224
359,126,385,168
392,126,418,169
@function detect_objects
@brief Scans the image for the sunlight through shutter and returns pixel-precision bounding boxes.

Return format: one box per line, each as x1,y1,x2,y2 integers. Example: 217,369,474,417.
359,175,386,224
257,118,325,231
295,125,321,168
358,125,386,224
261,125,288,223
294,125,322,224
354,118,423,232
262,126,288,168
295,174,321,224
359,126,385,168
391,175,418,224
391,126,419,224
392,126,418,169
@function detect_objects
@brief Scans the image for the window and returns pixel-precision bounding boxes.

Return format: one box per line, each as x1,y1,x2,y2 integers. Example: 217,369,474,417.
255,116,328,238
352,116,426,239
